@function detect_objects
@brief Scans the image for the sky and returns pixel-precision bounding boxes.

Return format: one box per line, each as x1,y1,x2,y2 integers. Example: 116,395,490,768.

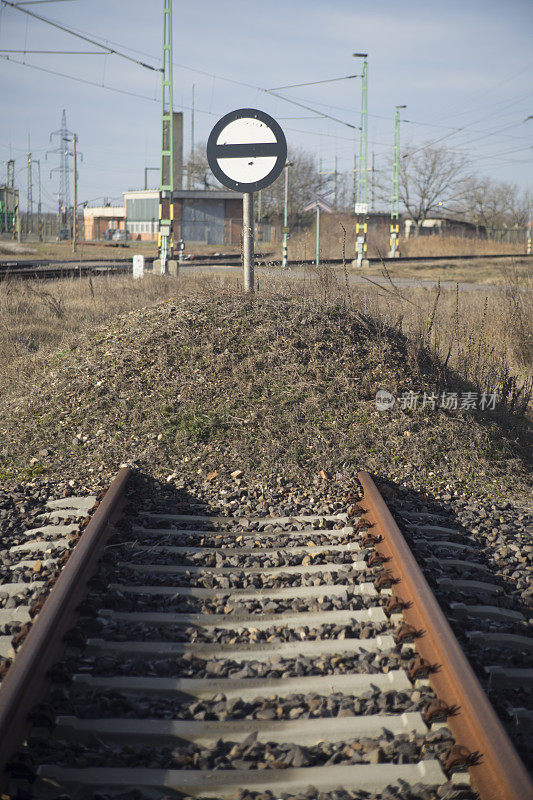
1,0,532,213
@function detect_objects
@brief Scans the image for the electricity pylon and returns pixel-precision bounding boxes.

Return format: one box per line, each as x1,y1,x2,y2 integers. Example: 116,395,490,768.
48,109,74,234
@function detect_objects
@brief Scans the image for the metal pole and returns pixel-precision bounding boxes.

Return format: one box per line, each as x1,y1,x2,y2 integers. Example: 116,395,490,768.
352,152,356,210
37,160,42,241
354,53,368,267
527,192,531,255
189,83,195,189
282,164,289,268
370,151,375,212
334,155,338,209
390,105,405,258
16,201,21,243
27,137,32,236
315,205,320,266
159,0,174,268
243,192,254,292
72,134,77,253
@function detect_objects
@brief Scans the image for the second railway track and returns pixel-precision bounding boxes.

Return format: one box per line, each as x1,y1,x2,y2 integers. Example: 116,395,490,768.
0,468,531,800
1,252,531,281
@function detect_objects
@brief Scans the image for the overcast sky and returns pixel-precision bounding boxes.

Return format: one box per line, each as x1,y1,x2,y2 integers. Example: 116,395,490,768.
1,0,532,212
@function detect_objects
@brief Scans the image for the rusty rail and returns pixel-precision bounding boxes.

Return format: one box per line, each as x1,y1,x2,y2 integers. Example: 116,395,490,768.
0,466,132,790
358,470,533,800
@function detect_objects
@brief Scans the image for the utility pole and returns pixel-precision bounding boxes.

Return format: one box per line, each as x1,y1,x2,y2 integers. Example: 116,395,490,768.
526,191,531,255
315,204,321,266
188,83,195,189
390,105,406,257
157,0,175,275
72,134,78,252
334,155,338,209
27,136,33,236
352,153,356,211
33,159,42,241
370,151,375,212
353,52,368,267
282,162,291,268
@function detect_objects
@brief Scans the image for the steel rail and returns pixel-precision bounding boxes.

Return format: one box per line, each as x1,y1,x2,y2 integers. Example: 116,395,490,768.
263,252,533,267
0,466,132,791
358,470,533,800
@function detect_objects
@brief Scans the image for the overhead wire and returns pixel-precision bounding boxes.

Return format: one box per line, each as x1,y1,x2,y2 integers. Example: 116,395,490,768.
5,1,530,146
1,0,162,70
0,48,104,53
267,75,360,91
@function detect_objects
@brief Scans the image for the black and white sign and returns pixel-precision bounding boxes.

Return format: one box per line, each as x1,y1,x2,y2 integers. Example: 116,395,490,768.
207,108,287,193
304,189,334,214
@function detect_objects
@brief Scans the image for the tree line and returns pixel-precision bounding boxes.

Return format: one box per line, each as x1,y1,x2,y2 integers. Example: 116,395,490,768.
184,143,531,234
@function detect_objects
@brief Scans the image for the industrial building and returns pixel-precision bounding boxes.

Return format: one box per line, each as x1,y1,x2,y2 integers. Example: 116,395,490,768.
123,189,243,245
83,190,243,245
83,205,125,240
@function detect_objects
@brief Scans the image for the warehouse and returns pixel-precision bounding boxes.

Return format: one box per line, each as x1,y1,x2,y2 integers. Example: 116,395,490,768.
123,189,243,245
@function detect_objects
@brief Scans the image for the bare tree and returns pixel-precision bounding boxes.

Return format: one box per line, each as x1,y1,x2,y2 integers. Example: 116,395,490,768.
184,144,336,222
459,177,529,232
184,143,221,191
259,147,332,223
399,145,470,235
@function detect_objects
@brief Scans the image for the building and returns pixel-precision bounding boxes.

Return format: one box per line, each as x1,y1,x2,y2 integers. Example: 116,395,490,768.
404,215,482,238
123,189,243,245
83,205,125,240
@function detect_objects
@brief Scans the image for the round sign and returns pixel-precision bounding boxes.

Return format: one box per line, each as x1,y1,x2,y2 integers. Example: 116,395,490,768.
207,108,287,193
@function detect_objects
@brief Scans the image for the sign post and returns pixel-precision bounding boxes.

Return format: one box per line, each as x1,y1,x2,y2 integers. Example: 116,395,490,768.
304,190,334,267
207,108,287,292
243,193,254,291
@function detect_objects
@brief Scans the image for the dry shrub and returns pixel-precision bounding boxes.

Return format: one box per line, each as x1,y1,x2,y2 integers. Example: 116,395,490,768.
0,266,530,415
0,273,237,396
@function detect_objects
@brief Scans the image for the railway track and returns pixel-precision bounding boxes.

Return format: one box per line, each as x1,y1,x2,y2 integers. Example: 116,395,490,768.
0,469,531,799
0,260,141,282
0,252,531,281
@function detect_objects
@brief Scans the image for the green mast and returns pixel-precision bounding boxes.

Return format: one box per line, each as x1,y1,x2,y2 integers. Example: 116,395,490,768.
158,0,174,272
353,53,368,267
357,57,368,214
390,104,406,257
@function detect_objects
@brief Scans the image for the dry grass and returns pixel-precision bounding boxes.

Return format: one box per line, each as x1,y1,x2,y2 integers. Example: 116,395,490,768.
287,216,527,260
401,235,524,258
0,266,531,416
361,273,532,413
361,255,532,286
0,273,236,395
0,239,249,262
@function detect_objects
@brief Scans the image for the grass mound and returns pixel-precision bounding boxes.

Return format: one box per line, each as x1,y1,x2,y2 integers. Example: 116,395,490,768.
0,296,530,497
